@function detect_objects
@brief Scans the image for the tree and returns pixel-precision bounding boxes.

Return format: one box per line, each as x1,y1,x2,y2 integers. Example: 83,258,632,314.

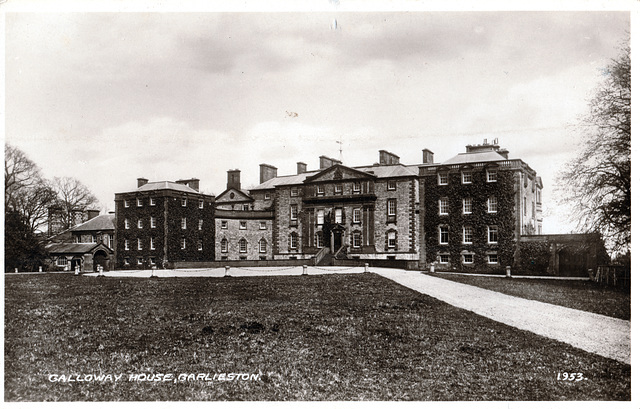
51,176,99,231
559,44,630,252
5,210,48,272
4,143,57,232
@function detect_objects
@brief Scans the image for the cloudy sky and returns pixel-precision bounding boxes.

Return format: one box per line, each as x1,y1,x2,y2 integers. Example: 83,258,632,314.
5,4,630,233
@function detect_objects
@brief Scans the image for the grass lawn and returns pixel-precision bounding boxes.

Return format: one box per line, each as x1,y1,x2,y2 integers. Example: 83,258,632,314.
429,274,630,320
4,272,630,401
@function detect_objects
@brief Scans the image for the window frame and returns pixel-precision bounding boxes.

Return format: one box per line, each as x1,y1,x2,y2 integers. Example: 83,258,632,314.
353,182,361,194
199,199,204,209
239,221,247,230
181,217,187,230
353,208,362,224
463,226,473,244
137,198,143,207
387,180,396,191
387,231,397,248
461,170,472,184
487,196,498,213
149,197,156,206
439,225,449,245
486,169,498,182
259,238,267,253
316,185,325,197
463,254,474,264
438,172,449,185
439,197,449,215
150,237,155,250
181,197,187,207
488,226,498,244
387,198,397,222
352,231,362,248
221,220,228,229
438,254,450,264
487,253,499,264
137,238,143,250
463,198,472,215
220,238,228,253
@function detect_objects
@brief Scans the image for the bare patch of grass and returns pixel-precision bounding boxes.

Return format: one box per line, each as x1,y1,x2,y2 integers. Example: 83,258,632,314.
4,273,630,401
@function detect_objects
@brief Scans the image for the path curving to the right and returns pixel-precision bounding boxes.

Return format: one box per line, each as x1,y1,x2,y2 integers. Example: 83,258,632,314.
374,268,630,365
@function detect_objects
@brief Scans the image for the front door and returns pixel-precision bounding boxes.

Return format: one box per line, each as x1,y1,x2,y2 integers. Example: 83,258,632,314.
333,231,342,252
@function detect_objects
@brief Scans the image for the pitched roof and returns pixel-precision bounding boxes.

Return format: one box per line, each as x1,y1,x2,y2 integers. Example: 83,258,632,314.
250,164,420,190
441,150,507,165
136,181,199,194
70,214,115,232
45,242,103,254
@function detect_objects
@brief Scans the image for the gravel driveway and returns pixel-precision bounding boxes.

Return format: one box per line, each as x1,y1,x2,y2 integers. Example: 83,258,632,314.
374,268,630,365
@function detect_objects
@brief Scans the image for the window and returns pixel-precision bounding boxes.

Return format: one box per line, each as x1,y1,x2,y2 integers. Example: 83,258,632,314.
291,187,299,197
150,257,156,266
138,219,143,229
487,196,498,213
289,232,298,250
316,185,325,196
335,208,343,224
124,199,129,208
221,221,228,229
181,238,186,249
353,182,361,194
353,231,362,248
265,193,271,200
387,180,396,190
199,199,204,209
240,221,247,230
488,226,498,243
463,198,472,214
486,169,497,182
387,231,397,248
124,240,129,250
488,254,499,264
438,172,449,185
532,201,535,217
56,257,67,267
439,198,449,215
463,226,473,244
462,170,472,184
315,231,324,248
137,198,143,207
181,198,187,207
387,199,397,222
524,198,527,216
221,238,228,253
137,257,143,265
242,204,250,211
125,219,130,229
259,221,266,230
181,217,187,229
259,239,267,253
439,254,450,264
150,216,156,228
439,226,449,244
317,210,324,225
137,238,142,250
290,205,298,221
198,240,203,251
334,184,343,195
108,234,114,249
150,237,155,250
353,208,362,223
198,219,203,231
150,197,156,206
463,254,474,264
124,257,130,266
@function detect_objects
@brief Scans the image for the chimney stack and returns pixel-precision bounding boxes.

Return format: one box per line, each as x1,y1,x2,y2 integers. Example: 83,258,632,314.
297,162,307,175
422,149,434,164
227,169,241,190
379,150,400,165
137,178,148,188
259,164,278,184
319,156,342,169
86,209,100,221
176,178,200,192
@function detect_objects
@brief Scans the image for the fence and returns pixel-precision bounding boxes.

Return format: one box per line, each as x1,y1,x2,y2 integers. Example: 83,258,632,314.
594,265,630,288
173,257,420,271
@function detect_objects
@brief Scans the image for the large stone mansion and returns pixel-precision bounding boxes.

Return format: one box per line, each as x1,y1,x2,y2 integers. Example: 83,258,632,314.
112,140,544,272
